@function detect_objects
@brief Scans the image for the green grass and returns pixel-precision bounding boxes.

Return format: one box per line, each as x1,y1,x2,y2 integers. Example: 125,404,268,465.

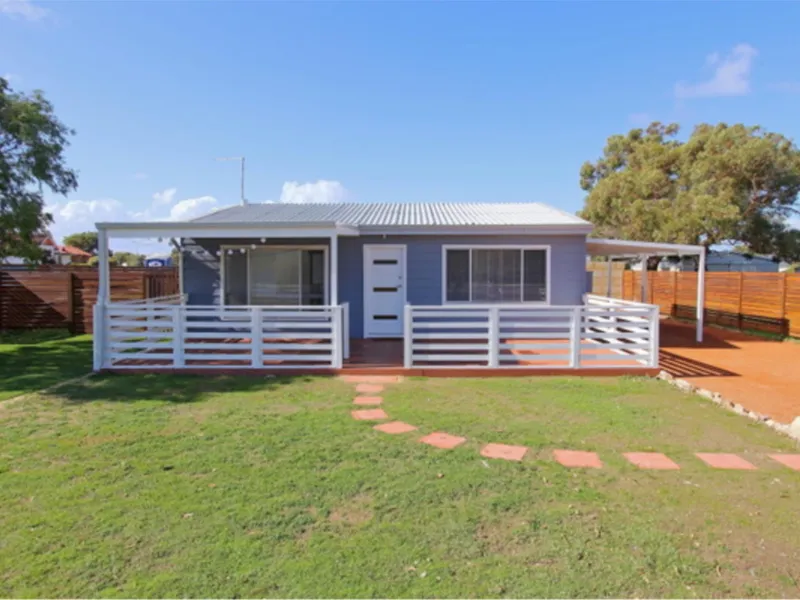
1,374,800,598
0,330,93,401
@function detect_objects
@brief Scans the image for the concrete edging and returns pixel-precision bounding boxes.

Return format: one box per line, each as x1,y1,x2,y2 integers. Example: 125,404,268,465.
657,370,800,443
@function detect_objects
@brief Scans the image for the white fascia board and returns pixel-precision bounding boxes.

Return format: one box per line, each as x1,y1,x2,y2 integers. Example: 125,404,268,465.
356,224,593,236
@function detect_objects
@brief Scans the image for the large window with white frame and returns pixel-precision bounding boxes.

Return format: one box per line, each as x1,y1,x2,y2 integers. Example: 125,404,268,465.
443,246,549,304
222,246,327,306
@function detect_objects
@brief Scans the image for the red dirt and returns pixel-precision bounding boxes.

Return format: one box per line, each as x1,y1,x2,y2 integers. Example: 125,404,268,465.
660,320,800,424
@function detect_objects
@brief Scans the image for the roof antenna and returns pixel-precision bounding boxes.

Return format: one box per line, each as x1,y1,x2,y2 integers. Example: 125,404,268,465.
216,156,247,205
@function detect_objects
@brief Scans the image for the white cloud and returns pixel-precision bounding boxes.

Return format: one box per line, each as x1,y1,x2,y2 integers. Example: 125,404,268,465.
133,172,148,180
0,0,49,20
152,187,177,205
45,179,348,246
279,180,348,204
675,43,757,99
169,196,219,221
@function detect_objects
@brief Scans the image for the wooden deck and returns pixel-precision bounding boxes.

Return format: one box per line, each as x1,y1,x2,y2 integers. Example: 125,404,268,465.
104,338,659,377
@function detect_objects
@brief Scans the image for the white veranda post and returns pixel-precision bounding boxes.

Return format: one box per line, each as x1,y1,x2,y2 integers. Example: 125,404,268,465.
330,233,338,305
696,249,706,343
93,228,110,371
640,254,648,303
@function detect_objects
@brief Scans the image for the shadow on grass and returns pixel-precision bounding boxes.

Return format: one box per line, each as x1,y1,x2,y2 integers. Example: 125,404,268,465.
0,329,77,345
54,371,317,405
0,333,93,401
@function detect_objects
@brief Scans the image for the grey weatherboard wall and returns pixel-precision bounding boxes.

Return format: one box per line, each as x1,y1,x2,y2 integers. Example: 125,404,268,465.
181,234,588,338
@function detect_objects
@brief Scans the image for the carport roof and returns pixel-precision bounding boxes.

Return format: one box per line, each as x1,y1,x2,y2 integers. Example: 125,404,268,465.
587,238,704,257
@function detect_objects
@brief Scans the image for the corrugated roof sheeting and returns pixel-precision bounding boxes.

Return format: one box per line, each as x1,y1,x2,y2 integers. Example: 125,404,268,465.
191,202,589,227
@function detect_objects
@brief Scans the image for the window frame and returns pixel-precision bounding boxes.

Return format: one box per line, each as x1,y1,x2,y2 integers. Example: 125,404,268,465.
440,244,551,305
220,244,329,306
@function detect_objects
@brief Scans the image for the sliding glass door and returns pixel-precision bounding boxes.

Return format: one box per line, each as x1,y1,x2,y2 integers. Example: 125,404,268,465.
223,246,327,306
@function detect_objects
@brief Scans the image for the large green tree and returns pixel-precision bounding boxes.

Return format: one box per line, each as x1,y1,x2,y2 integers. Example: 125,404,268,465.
579,123,800,259
0,77,78,262
62,231,98,254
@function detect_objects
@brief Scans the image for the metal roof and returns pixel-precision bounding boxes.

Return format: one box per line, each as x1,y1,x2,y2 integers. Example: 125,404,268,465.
190,202,590,228
587,238,704,257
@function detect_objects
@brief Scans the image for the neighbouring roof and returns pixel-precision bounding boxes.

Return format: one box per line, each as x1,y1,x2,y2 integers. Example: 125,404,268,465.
190,202,590,228
57,244,92,257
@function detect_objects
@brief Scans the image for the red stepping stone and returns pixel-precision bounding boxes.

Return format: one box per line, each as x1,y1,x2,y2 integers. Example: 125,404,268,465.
553,450,603,469
351,409,388,421
623,452,680,470
353,396,382,406
374,421,417,434
481,443,528,462
695,453,757,470
768,454,800,471
355,383,384,394
339,375,402,384
420,432,466,450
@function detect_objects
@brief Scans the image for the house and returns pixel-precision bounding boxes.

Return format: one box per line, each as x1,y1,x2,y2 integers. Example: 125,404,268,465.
56,244,92,264
1,230,92,265
93,202,708,374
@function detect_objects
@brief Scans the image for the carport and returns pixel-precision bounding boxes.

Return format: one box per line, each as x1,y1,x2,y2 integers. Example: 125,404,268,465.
587,239,707,342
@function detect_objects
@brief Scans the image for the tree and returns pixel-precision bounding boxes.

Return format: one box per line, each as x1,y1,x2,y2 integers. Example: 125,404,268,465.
579,123,800,259
0,77,78,262
112,251,144,267
63,231,97,254
88,255,119,267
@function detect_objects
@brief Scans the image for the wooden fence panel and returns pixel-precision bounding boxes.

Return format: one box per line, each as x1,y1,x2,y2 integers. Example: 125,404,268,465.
587,262,626,298
786,274,800,338
0,267,178,333
621,270,799,337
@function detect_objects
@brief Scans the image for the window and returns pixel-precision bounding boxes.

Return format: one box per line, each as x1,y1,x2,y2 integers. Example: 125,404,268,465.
223,246,327,306
443,247,549,303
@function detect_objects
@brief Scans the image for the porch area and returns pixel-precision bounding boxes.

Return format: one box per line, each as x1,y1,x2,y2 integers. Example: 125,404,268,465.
93,294,660,376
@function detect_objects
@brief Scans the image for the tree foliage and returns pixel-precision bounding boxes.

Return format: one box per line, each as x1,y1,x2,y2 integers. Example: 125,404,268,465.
62,231,97,254
0,77,78,262
579,123,800,259
112,251,144,267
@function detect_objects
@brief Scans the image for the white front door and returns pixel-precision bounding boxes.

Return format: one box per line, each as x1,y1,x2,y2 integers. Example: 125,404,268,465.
363,245,406,338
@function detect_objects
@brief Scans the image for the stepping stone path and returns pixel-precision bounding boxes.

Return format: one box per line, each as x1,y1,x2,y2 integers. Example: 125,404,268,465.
695,453,757,470
420,432,467,450
351,409,388,421
481,443,528,462
339,375,800,473
374,421,418,434
353,396,383,406
769,454,800,471
553,450,603,469
624,452,681,470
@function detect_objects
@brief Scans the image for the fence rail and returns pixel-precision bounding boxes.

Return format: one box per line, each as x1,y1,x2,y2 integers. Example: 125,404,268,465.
95,302,345,370
0,267,178,333
404,297,659,369
612,271,800,337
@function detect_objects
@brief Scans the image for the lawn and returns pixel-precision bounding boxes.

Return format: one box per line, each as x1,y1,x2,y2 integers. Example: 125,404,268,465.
1,373,799,598
0,330,93,401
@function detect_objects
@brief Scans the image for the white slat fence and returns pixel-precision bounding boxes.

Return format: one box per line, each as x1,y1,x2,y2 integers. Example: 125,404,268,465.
404,296,659,369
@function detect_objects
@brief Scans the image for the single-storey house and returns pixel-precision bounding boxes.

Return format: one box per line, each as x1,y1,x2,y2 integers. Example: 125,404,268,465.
93,202,707,374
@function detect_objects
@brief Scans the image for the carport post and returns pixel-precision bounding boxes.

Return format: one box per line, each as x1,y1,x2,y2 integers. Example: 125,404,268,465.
606,257,613,297
696,249,706,343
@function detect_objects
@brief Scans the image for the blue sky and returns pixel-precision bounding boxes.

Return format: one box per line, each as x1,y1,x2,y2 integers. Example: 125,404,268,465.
2,0,800,252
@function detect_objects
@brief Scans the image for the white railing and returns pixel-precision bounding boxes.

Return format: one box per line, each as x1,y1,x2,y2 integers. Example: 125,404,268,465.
95,302,345,370
404,296,659,369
